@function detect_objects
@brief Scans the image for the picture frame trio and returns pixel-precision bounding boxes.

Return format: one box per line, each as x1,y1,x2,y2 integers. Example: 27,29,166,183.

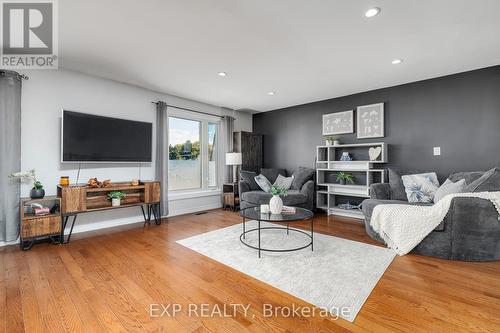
322,102,384,139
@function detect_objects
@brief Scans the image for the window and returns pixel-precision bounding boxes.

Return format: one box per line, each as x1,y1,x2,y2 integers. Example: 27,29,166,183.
168,113,220,191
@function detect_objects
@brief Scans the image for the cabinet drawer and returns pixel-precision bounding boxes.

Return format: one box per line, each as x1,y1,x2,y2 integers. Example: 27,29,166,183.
21,215,61,238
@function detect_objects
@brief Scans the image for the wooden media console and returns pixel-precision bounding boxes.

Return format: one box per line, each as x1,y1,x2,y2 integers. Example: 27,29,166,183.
57,181,161,243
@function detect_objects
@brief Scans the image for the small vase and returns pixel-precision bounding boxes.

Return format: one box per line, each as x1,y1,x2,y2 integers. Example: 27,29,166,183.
112,198,121,207
333,140,340,146
325,140,332,146
30,188,45,199
269,195,283,214
339,179,346,185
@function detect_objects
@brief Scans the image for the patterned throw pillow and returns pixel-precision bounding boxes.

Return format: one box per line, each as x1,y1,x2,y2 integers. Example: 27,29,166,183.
254,174,272,193
401,172,439,203
273,174,294,190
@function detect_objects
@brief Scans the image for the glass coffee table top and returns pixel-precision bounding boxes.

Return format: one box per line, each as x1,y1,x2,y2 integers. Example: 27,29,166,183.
240,206,313,222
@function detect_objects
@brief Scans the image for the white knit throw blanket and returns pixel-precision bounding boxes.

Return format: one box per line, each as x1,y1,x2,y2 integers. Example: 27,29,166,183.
370,192,500,256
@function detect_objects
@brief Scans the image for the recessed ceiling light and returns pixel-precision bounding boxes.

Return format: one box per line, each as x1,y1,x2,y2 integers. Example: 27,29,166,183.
267,91,275,96
364,7,381,18
391,59,403,65
217,72,227,77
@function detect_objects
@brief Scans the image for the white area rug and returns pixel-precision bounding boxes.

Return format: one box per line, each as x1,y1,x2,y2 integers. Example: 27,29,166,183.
176,220,395,322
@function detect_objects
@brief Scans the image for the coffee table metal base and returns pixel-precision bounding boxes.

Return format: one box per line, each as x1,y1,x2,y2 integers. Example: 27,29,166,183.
240,218,314,258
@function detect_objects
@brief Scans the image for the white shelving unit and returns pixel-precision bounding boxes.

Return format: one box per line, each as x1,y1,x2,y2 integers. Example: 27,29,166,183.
316,142,387,220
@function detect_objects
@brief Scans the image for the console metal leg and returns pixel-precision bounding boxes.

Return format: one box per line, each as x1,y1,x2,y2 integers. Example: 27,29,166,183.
64,215,78,244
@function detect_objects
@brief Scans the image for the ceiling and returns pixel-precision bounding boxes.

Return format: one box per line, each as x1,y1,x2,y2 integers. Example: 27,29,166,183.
60,0,500,112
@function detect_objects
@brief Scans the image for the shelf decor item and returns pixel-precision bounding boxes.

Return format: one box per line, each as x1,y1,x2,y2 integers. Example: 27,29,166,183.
340,152,353,161
108,191,126,207
59,176,70,186
368,147,382,161
336,172,355,185
322,110,354,135
324,135,336,146
357,103,384,139
269,185,287,214
8,169,45,199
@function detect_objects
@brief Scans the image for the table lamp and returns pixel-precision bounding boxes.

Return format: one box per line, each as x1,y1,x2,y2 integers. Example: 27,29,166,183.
226,152,242,183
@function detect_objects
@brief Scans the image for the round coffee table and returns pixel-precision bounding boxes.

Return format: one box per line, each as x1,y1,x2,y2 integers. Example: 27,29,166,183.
239,206,314,258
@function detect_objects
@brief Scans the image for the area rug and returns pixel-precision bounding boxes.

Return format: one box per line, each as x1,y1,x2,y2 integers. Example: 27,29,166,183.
176,220,395,322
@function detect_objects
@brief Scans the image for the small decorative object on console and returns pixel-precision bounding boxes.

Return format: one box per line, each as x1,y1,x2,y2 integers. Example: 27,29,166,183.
87,177,112,188
131,179,140,186
34,207,50,216
59,176,70,186
324,135,336,146
338,202,362,210
107,191,126,207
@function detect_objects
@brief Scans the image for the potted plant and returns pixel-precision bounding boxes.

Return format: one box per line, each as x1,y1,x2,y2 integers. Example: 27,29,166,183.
324,135,335,146
8,169,45,199
336,172,355,185
108,191,126,207
269,185,288,214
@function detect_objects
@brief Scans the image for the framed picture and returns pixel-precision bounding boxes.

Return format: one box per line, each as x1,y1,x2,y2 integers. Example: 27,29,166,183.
322,110,354,135
357,103,384,139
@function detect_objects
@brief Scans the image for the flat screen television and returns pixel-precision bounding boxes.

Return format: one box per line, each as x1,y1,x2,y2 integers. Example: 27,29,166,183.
61,110,152,163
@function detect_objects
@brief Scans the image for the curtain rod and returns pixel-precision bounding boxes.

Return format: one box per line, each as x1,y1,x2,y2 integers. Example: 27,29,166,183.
151,101,225,118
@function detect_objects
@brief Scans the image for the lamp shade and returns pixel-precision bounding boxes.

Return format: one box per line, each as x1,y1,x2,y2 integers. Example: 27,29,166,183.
225,152,242,165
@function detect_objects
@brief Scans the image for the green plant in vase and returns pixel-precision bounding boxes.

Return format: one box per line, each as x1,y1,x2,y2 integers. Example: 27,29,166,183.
8,169,45,199
269,185,287,214
323,135,339,146
336,172,355,185
108,191,126,206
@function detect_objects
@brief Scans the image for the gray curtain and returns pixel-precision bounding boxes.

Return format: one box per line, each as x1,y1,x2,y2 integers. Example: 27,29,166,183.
222,116,235,183
0,71,22,242
155,101,168,216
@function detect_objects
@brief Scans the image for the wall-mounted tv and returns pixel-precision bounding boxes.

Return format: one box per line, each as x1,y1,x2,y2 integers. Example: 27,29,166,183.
61,110,152,163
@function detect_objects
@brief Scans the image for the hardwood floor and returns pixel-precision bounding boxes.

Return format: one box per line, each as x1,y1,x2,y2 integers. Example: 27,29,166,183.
1,209,499,333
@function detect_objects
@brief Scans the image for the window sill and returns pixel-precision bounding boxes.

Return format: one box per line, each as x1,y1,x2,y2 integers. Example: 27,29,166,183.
168,188,221,201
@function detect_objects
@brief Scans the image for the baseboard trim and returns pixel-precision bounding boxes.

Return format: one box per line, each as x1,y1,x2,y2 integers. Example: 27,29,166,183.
0,203,223,247
167,203,222,217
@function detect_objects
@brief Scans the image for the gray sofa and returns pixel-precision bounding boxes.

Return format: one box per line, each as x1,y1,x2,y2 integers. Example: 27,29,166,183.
362,169,500,261
239,167,315,211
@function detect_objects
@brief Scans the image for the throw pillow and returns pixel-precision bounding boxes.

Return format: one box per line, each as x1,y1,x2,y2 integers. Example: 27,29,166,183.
434,178,466,202
260,168,287,184
240,170,260,191
273,174,294,190
401,172,439,203
254,174,272,193
290,167,315,190
464,167,500,192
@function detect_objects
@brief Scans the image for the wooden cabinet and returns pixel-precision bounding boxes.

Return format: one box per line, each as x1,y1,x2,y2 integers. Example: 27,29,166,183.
233,131,263,173
222,183,239,211
20,196,61,250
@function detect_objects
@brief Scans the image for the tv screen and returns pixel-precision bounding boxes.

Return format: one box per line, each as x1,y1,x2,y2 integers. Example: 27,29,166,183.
62,110,152,162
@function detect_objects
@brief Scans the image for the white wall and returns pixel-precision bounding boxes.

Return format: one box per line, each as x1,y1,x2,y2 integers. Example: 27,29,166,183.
19,69,252,234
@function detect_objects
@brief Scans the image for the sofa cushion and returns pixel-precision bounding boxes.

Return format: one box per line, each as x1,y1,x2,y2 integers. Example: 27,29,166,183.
241,190,307,206
401,172,439,203
254,174,272,192
274,174,294,190
434,179,466,202
448,171,484,184
464,167,500,192
290,167,315,190
240,170,260,191
260,168,286,184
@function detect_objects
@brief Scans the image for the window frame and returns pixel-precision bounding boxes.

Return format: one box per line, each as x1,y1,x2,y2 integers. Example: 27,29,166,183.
167,108,221,194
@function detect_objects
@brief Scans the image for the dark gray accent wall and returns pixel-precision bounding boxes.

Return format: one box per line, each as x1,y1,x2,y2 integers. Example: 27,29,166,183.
253,66,500,181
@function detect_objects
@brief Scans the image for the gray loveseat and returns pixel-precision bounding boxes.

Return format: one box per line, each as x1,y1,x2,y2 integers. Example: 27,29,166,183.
239,167,315,211
362,169,500,261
